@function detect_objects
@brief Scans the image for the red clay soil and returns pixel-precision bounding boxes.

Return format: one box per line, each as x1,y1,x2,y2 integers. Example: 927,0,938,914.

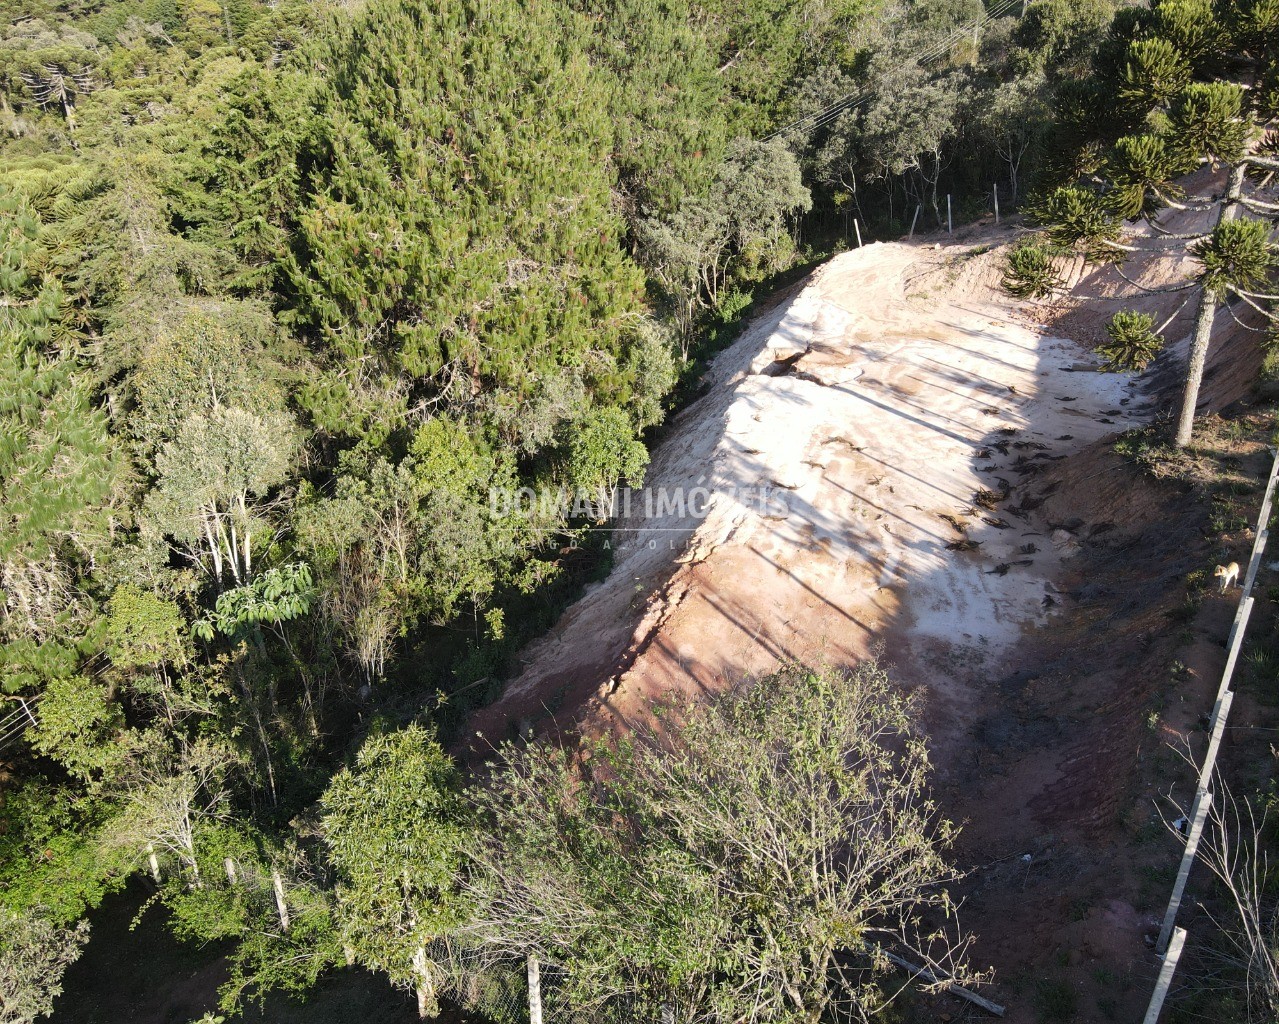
465,185,1269,1021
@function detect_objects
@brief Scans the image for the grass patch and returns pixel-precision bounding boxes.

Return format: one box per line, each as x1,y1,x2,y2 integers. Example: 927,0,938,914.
1034,978,1078,1022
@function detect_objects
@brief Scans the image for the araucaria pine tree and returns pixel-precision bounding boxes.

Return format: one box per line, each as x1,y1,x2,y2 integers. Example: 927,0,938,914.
1014,0,1279,446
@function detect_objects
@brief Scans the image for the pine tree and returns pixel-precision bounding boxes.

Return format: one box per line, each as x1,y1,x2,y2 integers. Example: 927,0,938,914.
1017,0,1279,446
0,185,116,653
285,0,644,440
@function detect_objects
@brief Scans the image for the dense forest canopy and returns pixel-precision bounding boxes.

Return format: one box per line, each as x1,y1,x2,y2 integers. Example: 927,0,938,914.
0,0,1275,1019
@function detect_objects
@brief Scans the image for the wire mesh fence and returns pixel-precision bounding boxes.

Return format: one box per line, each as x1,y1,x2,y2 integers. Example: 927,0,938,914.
424,941,654,1024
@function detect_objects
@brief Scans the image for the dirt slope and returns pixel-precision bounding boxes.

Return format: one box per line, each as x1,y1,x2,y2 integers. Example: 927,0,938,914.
467,207,1267,1020
470,239,1144,749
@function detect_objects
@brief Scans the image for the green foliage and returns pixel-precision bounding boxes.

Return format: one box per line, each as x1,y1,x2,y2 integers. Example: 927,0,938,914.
0,334,115,562
1028,185,1123,260
570,0,727,215
144,405,299,584
0,909,90,1024
1119,37,1191,111
623,318,681,429
181,65,317,288
469,662,967,1021
29,674,125,781
1098,310,1165,371
219,881,342,1011
155,822,343,1010
1150,0,1225,69
639,137,810,334
193,562,314,641
105,586,190,670
566,407,650,504
0,781,126,925
296,428,540,681
1025,0,1279,454
1013,0,1116,78
322,724,470,1010
122,302,291,466
1002,236,1063,297
0,186,117,570
286,0,642,419
1192,218,1279,298
1105,133,1189,219
1170,82,1250,162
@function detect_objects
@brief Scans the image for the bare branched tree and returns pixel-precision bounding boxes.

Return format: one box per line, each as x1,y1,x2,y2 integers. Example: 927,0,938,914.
106,738,237,888
1197,778,1279,1020
19,63,96,130
465,661,981,1023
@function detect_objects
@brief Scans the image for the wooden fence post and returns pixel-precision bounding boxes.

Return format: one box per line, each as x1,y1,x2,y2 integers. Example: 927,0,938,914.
993,183,1000,224
853,218,863,248
909,204,921,238
271,867,290,932
947,194,952,234
527,955,543,1024
1156,790,1214,954
1143,927,1187,1024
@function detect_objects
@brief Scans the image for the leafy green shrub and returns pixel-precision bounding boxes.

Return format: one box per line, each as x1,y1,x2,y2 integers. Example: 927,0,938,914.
1097,310,1165,371
1002,236,1062,297
716,288,754,323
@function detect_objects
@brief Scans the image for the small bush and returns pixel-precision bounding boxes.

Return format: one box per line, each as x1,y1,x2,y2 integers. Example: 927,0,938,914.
1002,236,1062,297
716,288,754,324
1097,310,1164,371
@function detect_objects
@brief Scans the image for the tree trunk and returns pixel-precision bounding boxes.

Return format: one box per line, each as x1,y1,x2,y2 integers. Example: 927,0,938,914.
1174,163,1247,447
412,946,438,1019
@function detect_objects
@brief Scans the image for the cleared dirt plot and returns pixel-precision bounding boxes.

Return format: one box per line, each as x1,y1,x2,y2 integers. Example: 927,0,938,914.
469,224,1268,1022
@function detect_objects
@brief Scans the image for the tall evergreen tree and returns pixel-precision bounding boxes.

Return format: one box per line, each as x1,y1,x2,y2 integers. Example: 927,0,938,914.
285,0,646,443
1015,0,1278,446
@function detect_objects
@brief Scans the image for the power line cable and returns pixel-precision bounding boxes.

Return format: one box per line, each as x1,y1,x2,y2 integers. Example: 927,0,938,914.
0,697,43,750
762,0,1022,142
0,698,38,735
788,0,1022,140
0,721,32,752
771,0,1022,139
